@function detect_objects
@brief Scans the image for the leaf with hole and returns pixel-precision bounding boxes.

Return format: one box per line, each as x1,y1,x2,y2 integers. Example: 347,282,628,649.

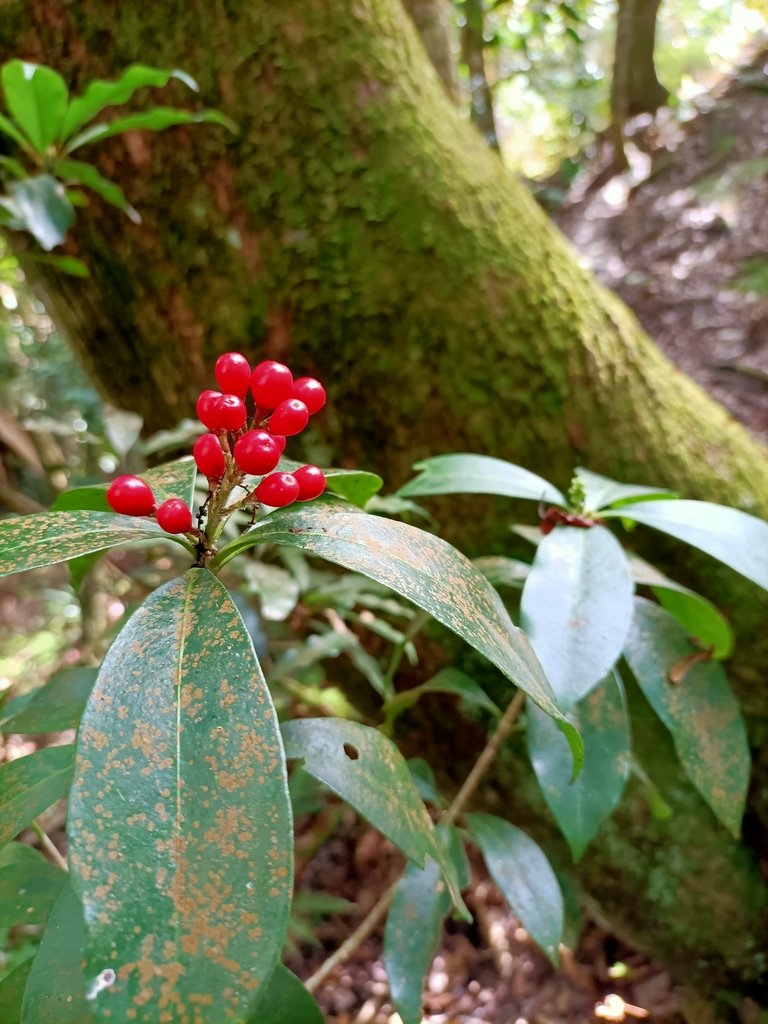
466,813,563,963
520,526,634,708
282,718,468,916
0,746,74,851
0,667,97,734
5,175,75,250
527,673,630,859
1,61,68,151
399,453,564,504
20,883,89,1023
384,856,451,1024
603,499,768,591
60,64,198,140
67,569,292,1022
64,107,236,153
623,598,750,836
215,505,582,767
0,843,66,926
247,965,323,1024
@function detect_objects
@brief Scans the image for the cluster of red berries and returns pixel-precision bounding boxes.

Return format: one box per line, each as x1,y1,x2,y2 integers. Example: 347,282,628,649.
106,353,328,535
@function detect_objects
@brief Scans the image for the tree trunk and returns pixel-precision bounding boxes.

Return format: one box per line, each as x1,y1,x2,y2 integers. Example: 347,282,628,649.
402,0,460,103
460,0,499,150
610,0,669,163
2,0,768,994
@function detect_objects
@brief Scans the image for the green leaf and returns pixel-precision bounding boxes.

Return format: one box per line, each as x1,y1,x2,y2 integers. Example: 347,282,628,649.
244,562,300,621
399,453,565,504
61,65,198,141
623,599,750,837
0,510,177,579
627,554,733,658
0,667,97,734
0,111,30,149
277,457,383,509
0,961,33,1024
282,718,468,917
520,526,634,708
603,499,768,592
53,160,140,222
466,813,563,963
25,253,89,277
574,468,676,511
5,175,75,250
0,843,66,926
473,555,530,589
0,746,74,851
20,884,90,1023
68,569,292,1022
1,61,68,151
52,458,198,514
64,107,237,154
407,758,444,807
382,667,499,732
247,965,323,1024
215,505,582,766
527,673,630,860
384,857,450,1024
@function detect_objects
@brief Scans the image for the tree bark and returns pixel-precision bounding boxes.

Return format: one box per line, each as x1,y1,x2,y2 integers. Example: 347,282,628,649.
1,0,768,993
402,0,460,103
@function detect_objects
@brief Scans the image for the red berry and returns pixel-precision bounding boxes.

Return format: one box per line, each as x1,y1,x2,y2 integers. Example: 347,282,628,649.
215,352,251,397
272,434,287,454
251,360,293,408
193,433,226,479
268,398,309,436
212,393,247,432
233,430,281,476
255,472,299,507
156,498,193,534
196,389,222,430
106,475,156,517
292,377,326,415
293,465,327,501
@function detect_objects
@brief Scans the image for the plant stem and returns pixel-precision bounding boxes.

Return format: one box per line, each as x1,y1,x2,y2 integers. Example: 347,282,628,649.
31,820,68,872
304,687,526,992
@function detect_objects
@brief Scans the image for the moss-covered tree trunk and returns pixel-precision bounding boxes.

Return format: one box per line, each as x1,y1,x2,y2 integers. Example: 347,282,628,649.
2,0,767,997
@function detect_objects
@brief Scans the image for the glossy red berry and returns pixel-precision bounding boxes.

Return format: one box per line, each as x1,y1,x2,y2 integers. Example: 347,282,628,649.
212,394,247,432
251,360,293,408
106,475,156,517
293,465,327,501
292,377,326,415
193,433,226,479
272,434,287,454
233,430,281,476
156,498,193,534
196,389,222,430
268,398,309,436
255,472,299,507
215,352,251,397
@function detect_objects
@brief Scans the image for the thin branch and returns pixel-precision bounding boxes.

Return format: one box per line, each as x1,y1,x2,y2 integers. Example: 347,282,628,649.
31,819,68,872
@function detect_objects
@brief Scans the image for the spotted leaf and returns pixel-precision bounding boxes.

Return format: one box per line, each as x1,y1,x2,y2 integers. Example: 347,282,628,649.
68,569,292,1023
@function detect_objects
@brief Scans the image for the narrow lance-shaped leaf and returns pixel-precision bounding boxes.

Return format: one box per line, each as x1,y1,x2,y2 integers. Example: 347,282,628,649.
399,453,565,504
466,813,563,963
574,467,676,511
0,510,186,579
68,569,293,1023
520,525,634,709
603,499,768,592
0,111,30,149
0,746,74,851
53,160,140,222
623,598,750,837
0,667,98,734
20,883,90,1024
527,673,630,860
1,61,68,151
215,505,583,767
60,65,198,141
282,718,468,917
384,856,451,1024
65,107,236,154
